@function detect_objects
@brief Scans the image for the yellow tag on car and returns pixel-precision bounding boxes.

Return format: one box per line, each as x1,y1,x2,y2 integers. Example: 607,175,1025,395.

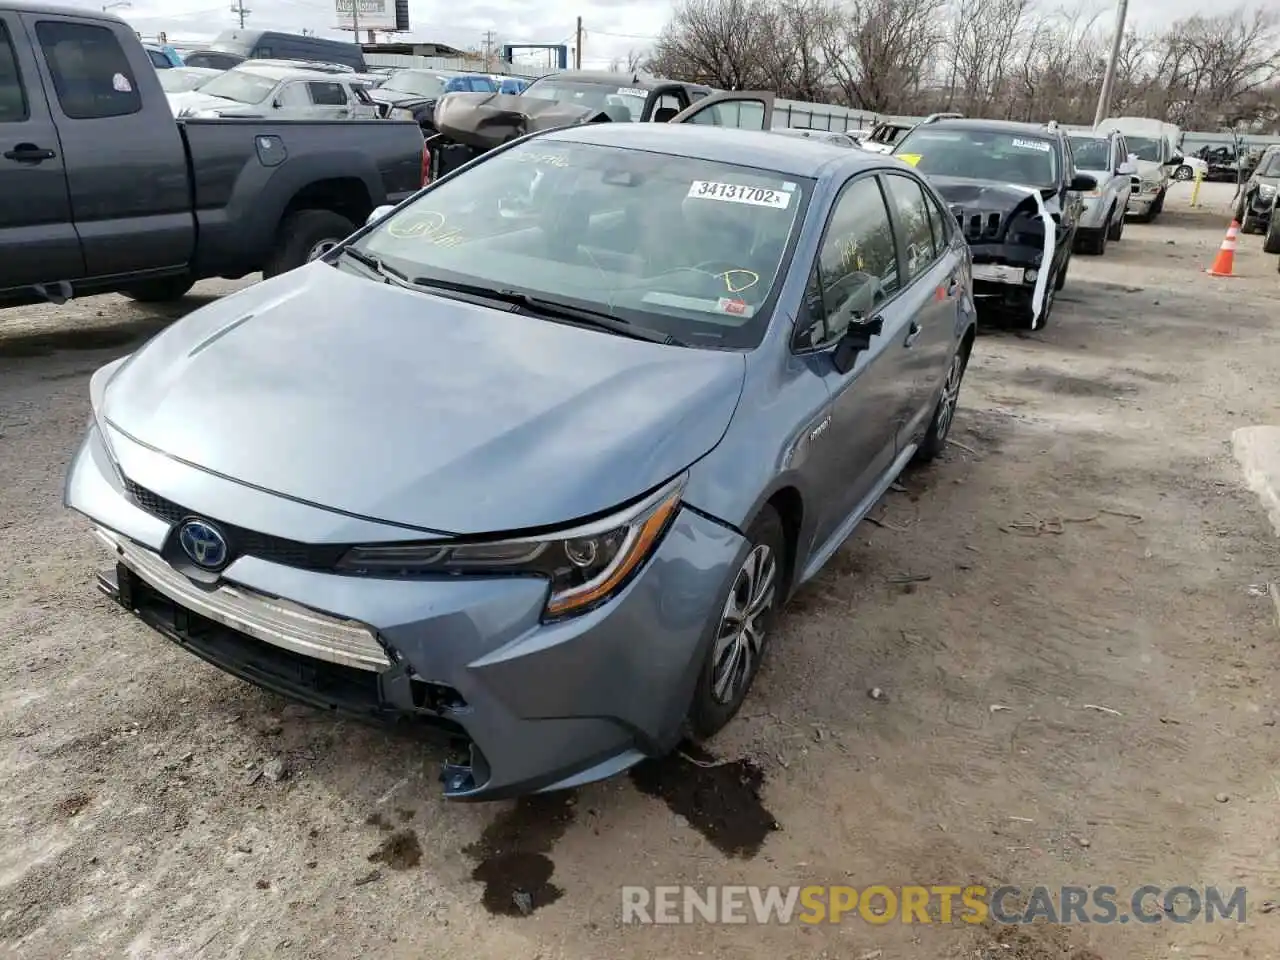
897,154,923,167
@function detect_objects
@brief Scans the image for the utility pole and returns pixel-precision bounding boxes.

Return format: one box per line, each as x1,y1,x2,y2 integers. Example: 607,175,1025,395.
575,16,583,69
351,0,360,43
1093,0,1128,127
482,30,495,69
229,0,249,28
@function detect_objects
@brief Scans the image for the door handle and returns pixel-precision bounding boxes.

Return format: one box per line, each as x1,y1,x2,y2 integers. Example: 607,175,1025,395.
904,320,922,346
4,143,57,163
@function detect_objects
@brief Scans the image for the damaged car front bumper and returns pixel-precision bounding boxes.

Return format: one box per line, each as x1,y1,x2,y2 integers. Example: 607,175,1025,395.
67,423,747,801
966,240,1047,311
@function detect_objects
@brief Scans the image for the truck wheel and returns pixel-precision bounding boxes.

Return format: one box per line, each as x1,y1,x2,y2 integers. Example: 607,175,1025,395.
1241,211,1260,234
120,276,195,303
265,210,357,279
1150,189,1165,216
1264,214,1280,255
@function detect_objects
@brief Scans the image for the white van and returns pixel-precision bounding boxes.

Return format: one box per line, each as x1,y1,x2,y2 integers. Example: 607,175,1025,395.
1096,117,1186,222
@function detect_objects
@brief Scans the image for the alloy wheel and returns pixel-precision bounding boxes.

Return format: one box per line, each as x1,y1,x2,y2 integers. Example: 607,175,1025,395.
307,238,340,262
936,350,965,439
711,544,777,705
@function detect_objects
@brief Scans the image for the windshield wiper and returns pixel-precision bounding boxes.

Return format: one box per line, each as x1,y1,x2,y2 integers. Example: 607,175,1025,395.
409,276,685,346
338,247,416,288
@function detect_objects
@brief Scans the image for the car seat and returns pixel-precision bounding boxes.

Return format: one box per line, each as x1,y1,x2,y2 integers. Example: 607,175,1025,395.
651,106,679,122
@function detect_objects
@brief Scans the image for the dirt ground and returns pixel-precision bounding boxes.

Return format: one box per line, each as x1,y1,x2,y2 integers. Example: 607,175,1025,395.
2,180,1278,960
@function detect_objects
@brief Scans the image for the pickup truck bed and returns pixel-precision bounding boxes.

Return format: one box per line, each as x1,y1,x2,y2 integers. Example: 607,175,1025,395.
1,1,426,307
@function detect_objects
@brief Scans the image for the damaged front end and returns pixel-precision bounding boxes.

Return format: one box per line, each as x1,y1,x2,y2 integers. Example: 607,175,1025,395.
930,176,1066,324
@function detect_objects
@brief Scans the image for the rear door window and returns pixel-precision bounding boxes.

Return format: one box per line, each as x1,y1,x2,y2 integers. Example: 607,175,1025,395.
0,21,29,122
308,81,347,105
36,20,141,120
882,173,938,284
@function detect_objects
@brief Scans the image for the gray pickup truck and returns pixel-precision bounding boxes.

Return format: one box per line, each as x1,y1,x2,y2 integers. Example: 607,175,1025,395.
1,2,426,308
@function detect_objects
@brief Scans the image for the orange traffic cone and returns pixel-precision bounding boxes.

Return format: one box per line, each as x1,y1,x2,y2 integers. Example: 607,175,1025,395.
1205,220,1241,277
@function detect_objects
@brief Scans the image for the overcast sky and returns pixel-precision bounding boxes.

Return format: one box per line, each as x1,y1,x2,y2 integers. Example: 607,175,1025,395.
68,0,1263,72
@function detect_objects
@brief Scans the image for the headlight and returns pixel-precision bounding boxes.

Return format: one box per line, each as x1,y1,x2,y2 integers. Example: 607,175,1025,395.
89,356,130,481
337,474,686,619
389,107,415,121
1141,180,1159,194
1260,184,1277,198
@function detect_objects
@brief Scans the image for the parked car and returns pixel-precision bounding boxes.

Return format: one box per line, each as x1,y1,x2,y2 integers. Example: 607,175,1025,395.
423,89,777,180
68,121,976,801
521,69,714,122
775,128,858,148
0,3,427,307
167,60,381,120
1067,130,1136,254
860,113,963,155
1234,145,1280,244
365,68,498,126
1096,117,1185,222
892,117,1096,329
198,28,366,71
141,41,182,68
177,48,245,70
156,65,223,94
1169,154,1209,181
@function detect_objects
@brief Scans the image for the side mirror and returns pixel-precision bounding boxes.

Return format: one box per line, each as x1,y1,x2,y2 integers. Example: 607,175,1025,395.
831,315,883,374
366,204,394,226
272,97,283,109
1069,173,1098,192
1117,161,1137,176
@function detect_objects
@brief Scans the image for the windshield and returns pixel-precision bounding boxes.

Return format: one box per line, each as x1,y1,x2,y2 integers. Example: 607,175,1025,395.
894,127,1059,188
158,68,217,93
381,71,449,97
352,139,809,349
1257,152,1280,177
522,79,646,121
1068,137,1110,170
1125,136,1162,162
196,70,276,104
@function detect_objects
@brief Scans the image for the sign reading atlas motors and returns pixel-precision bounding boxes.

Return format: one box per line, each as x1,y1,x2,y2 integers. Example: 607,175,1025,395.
334,0,394,30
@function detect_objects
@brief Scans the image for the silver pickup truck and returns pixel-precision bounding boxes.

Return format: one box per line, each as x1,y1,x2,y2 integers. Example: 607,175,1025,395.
1067,130,1136,254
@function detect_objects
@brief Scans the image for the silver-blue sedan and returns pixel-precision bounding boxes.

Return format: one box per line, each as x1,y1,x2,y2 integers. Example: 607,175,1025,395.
66,121,977,800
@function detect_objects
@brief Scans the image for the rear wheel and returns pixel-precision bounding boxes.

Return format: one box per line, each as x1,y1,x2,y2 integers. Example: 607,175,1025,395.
914,338,971,463
1264,213,1280,255
686,506,785,741
120,275,195,303
264,209,357,279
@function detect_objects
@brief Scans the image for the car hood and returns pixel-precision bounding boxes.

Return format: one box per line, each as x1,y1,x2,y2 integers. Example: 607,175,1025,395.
100,264,746,535
1132,158,1165,181
368,88,423,105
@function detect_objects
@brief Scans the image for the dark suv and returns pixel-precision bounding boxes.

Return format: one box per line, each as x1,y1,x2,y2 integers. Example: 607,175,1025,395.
1235,146,1280,251
892,118,1096,329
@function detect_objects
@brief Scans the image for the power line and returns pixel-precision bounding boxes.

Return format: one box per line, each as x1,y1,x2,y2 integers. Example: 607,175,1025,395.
584,28,659,41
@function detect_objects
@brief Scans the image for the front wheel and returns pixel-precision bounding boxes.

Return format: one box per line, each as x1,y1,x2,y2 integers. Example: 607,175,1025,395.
120,275,195,303
914,339,971,463
1173,165,1193,181
1107,208,1125,241
686,506,785,741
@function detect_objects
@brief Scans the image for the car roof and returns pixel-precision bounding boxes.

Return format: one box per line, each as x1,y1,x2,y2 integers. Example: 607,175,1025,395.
232,62,353,81
9,0,121,17
920,118,1062,138
542,122,888,179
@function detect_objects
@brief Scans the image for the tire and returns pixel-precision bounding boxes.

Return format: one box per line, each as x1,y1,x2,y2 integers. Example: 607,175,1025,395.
1150,189,1165,216
686,506,786,741
1106,207,1124,241
1173,165,1193,181
1079,226,1107,255
120,275,195,303
1054,252,1069,291
914,337,971,463
1241,211,1260,234
1264,214,1280,255
263,209,357,279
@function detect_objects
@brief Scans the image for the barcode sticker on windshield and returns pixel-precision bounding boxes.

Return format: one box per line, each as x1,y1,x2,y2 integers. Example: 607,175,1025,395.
1012,138,1051,152
615,87,648,97
688,180,792,208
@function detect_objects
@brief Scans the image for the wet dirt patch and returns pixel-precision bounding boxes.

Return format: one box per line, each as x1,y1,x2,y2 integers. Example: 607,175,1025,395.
52,792,92,820
367,829,422,870
463,793,575,917
1004,367,1139,398
365,811,394,832
629,742,778,858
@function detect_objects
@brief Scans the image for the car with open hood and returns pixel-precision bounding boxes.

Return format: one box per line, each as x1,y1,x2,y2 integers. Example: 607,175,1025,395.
892,117,1096,329
67,121,977,801
1067,129,1137,255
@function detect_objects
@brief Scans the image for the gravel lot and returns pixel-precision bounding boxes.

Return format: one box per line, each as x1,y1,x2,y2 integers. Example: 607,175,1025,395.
2,181,1278,960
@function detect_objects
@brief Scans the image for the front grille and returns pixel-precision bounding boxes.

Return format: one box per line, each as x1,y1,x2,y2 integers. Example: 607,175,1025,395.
124,477,349,571
955,209,1004,240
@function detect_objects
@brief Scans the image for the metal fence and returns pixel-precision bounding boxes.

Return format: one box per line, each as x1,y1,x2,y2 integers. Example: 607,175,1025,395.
363,55,1280,145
